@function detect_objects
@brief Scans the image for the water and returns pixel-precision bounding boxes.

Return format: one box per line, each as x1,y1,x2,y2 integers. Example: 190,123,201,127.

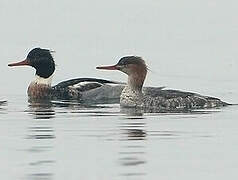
1,0,238,179
1,92,238,180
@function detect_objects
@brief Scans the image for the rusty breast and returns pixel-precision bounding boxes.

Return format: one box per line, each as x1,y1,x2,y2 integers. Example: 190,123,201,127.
27,83,52,100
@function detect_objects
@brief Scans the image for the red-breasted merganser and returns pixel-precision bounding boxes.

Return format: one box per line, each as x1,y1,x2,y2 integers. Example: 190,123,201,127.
8,48,123,102
97,56,229,110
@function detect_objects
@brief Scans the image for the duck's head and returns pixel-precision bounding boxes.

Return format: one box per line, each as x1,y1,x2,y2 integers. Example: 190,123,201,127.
8,48,55,78
97,56,147,90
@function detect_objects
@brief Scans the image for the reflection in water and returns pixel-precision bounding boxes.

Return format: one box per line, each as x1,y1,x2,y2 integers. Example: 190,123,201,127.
120,107,144,117
27,101,55,140
149,130,180,139
28,100,55,119
116,108,215,179
27,146,53,153
119,156,146,166
29,160,55,166
118,110,147,179
26,101,56,180
0,100,7,105
121,128,146,141
119,172,147,177
27,173,53,180
0,100,7,113
20,99,217,180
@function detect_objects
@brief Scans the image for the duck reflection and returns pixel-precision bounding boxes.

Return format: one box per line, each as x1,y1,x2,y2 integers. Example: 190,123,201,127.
118,108,147,178
27,100,55,139
120,107,144,116
26,100,55,180
0,101,7,113
0,100,7,105
27,173,53,180
28,99,55,119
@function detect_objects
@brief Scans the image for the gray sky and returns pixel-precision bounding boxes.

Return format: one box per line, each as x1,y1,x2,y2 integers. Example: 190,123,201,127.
0,0,237,100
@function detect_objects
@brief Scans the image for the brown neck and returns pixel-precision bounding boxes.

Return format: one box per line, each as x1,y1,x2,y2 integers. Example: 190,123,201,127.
127,65,147,92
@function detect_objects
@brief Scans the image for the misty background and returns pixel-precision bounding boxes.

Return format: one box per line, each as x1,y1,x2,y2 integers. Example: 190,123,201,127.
0,0,237,102
1,1,238,180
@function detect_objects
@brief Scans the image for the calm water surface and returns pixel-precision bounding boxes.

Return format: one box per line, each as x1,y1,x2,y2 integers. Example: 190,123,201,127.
1,92,238,180
1,1,238,179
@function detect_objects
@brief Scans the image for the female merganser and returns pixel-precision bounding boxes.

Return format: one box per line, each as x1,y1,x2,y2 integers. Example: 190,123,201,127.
8,48,122,102
97,56,229,110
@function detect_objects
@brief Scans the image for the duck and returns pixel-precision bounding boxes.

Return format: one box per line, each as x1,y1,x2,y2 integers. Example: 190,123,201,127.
8,48,123,102
96,56,230,111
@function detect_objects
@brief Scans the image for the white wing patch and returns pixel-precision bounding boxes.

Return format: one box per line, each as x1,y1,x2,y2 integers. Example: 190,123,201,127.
69,81,120,89
69,81,94,88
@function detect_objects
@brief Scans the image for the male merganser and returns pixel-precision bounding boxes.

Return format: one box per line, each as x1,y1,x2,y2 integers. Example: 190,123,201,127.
8,48,122,102
97,56,229,110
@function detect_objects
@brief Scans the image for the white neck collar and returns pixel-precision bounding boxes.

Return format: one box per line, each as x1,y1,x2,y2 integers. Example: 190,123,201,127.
33,75,53,85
